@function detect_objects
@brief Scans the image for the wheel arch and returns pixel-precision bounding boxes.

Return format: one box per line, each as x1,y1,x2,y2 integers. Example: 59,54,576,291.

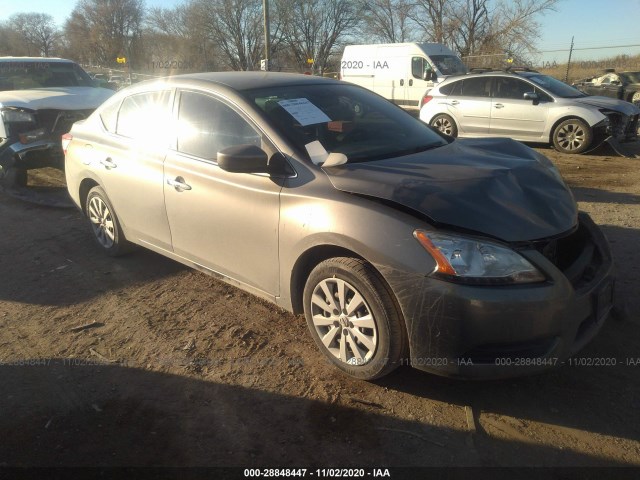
79,178,100,214
547,115,592,144
289,245,365,315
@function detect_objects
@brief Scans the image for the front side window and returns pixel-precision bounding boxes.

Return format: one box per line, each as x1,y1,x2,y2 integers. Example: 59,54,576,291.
177,91,261,160
527,74,585,98
492,77,535,100
411,57,430,80
116,90,172,142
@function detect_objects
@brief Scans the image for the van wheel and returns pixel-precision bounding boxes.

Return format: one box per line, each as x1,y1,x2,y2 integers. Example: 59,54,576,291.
430,114,458,137
303,257,407,380
552,119,592,154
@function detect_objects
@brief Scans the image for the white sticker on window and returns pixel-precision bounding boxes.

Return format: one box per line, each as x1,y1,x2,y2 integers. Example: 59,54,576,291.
278,98,331,126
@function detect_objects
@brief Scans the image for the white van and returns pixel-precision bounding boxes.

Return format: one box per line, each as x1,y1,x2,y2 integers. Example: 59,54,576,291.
340,43,467,111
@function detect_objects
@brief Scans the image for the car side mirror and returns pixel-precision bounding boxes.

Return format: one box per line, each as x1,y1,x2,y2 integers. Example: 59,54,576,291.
523,92,540,105
217,144,270,173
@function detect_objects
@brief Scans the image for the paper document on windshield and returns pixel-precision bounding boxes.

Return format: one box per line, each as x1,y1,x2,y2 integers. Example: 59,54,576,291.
278,98,331,126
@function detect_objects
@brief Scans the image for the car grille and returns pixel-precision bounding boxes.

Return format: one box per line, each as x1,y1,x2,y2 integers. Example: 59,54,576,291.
532,219,602,290
36,109,94,136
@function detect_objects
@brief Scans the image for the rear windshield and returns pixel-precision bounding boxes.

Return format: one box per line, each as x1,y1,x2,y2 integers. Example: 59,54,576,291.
0,61,95,91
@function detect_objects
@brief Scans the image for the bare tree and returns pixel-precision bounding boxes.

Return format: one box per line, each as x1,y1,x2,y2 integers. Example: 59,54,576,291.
9,13,61,57
275,0,360,74
191,0,264,71
410,0,452,45
359,0,416,43
64,0,145,67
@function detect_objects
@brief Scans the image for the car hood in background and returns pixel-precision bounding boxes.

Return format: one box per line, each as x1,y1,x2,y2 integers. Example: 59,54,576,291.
0,87,114,110
323,138,577,242
573,95,640,115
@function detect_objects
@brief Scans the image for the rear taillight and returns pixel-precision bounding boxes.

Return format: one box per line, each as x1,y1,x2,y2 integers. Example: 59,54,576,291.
61,133,72,155
420,95,433,108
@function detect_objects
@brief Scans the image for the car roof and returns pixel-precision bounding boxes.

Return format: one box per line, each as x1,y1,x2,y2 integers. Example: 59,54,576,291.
160,71,342,91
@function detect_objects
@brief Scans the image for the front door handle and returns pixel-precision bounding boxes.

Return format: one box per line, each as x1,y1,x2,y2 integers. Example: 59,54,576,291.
400,79,404,86
167,176,192,192
450,100,459,105
409,79,413,86
100,158,117,169
494,103,504,109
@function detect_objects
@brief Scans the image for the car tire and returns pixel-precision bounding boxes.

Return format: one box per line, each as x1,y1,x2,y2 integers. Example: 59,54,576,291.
632,91,640,107
430,114,458,137
85,186,133,256
303,257,407,380
552,118,593,154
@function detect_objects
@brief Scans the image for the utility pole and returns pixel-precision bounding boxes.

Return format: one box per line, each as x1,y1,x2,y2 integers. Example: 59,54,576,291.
565,36,574,83
263,0,270,71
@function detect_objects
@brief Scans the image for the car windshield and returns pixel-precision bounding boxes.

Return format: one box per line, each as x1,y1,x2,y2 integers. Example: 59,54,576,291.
527,74,586,98
243,83,448,163
620,72,640,84
430,55,468,76
0,61,95,91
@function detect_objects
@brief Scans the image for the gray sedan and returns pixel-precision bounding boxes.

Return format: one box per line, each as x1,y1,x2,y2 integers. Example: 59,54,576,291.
64,72,614,380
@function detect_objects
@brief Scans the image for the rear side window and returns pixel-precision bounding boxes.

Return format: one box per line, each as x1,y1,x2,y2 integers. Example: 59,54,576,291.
439,80,462,96
460,77,491,97
116,90,173,142
177,91,261,160
99,99,121,132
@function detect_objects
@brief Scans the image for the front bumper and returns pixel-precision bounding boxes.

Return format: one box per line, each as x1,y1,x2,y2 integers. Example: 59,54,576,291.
389,212,614,379
0,137,65,173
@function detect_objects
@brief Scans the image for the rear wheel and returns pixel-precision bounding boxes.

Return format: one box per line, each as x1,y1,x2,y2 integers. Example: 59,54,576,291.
552,118,593,154
85,186,133,256
632,91,640,107
303,257,407,380
430,114,458,137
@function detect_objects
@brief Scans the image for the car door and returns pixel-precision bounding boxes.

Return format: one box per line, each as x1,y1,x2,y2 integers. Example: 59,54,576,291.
89,89,174,251
163,89,282,297
444,76,492,135
599,74,624,99
489,77,550,141
404,56,435,109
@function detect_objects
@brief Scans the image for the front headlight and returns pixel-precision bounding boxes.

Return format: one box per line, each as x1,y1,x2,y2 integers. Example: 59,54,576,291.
1,109,36,124
414,230,545,285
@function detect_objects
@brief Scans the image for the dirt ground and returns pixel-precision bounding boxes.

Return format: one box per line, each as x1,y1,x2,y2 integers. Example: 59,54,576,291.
0,142,639,472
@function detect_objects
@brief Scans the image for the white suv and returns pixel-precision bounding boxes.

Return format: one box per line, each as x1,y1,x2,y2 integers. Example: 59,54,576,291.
420,69,639,154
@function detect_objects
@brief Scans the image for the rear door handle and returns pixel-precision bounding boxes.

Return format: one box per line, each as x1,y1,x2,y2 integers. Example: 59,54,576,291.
494,103,504,109
167,176,192,192
100,157,117,169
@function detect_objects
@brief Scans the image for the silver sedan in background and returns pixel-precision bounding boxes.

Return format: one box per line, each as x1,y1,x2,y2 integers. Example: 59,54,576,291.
64,72,614,380
420,70,639,154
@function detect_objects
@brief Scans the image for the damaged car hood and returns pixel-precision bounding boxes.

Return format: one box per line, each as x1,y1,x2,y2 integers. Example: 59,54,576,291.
323,138,577,242
0,87,114,111
573,95,640,115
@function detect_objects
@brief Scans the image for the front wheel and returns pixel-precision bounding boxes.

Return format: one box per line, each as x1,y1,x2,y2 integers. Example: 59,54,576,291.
85,186,133,256
303,257,407,380
430,114,458,137
552,118,593,154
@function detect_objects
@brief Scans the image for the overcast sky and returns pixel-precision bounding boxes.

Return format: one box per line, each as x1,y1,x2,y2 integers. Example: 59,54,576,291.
2,0,639,64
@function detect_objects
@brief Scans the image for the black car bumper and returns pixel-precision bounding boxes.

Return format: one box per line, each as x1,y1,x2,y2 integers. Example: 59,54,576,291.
389,212,614,379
